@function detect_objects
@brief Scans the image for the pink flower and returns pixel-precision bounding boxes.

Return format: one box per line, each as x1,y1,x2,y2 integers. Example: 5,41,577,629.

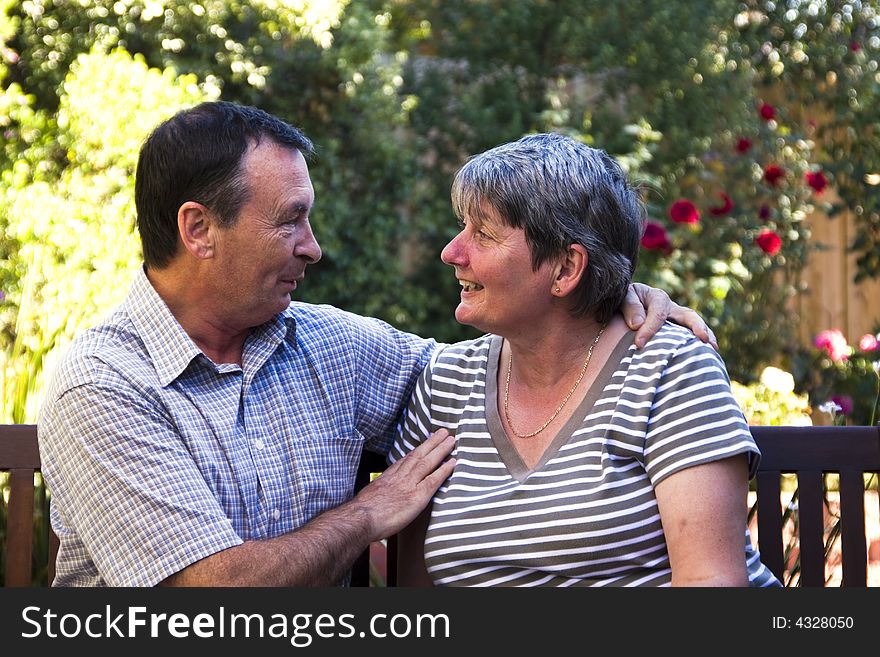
814,328,850,362
641,221,672,253
764,164,785,186
831,394,853,416
805,170,827,194
735,138,752,153
668,199,700,224
759,103,775,121
859,333,879,351
851,41,861,53
755,230,782,255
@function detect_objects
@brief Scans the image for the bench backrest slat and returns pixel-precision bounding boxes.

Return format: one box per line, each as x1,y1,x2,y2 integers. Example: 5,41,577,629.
0,424,57,587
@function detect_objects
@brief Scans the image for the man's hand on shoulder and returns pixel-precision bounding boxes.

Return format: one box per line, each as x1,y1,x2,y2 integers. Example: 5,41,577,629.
620,282,717,350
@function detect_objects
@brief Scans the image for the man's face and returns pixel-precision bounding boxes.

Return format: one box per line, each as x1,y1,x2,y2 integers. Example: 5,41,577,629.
212,140,321,329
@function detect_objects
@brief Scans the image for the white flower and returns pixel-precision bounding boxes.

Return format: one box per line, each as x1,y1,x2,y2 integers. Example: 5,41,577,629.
818,400,843,415
759,366,795,395
873,361,880,376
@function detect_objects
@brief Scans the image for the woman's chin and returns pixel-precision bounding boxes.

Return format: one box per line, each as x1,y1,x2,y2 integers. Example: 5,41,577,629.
454,306,486,332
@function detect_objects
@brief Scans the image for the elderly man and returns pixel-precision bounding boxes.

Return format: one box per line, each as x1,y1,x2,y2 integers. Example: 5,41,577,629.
38,101,711,586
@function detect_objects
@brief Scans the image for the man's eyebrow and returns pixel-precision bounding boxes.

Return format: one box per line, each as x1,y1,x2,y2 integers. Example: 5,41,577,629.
275,200,312,219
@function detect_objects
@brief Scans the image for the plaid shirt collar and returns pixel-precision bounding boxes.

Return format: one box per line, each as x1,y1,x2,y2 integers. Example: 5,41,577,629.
123,265,297,387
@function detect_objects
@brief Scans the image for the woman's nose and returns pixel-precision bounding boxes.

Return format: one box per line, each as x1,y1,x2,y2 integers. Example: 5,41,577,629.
441,231,465,265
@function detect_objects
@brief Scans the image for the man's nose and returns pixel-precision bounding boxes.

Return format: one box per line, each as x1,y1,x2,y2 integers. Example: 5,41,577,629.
298,223,322,264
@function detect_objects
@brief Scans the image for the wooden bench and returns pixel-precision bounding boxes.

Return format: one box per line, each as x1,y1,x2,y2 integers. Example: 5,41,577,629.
751,425,880,586
4,424,878,587
0,424,57,586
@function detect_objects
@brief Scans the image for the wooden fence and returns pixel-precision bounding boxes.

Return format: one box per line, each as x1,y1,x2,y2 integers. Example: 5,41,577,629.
797,198,880,347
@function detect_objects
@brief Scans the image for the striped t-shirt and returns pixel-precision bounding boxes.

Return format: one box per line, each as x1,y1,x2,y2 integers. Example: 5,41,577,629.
390,323,780,587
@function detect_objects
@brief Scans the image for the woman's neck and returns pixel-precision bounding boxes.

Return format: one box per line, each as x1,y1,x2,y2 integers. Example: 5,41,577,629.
502,313,627,389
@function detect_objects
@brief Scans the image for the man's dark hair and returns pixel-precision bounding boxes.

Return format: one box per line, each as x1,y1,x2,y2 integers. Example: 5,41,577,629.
135,101,314,268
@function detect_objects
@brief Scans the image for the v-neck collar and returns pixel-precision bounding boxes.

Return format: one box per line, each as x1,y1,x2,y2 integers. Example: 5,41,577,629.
484,330,636,482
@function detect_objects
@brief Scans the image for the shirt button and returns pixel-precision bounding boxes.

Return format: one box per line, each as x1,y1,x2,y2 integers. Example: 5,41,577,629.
272,509,281,521
254,439,265,450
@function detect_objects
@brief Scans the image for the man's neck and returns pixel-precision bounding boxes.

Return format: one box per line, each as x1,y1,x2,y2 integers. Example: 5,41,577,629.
145,264,249,366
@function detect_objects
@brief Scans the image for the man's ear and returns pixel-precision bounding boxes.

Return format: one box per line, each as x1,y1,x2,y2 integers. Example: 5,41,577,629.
178,202,216,260
552,243,588,296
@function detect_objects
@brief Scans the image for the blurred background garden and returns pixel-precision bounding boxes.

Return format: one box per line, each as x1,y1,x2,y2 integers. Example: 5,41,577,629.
2,0,880,427
2,0,880,587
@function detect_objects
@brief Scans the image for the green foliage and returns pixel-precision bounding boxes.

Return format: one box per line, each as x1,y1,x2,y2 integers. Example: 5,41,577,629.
735,0,880,282
1,45,207,421
1,0,878,410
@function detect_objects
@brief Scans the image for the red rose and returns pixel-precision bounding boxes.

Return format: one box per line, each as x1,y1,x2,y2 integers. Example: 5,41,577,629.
735,137,752,153
805,170,827,194
708,192,733,216
668,199,700,224
759,103,775,120
764,164,785,186
756,230,782,255
641,221,672,252
851,41,861,52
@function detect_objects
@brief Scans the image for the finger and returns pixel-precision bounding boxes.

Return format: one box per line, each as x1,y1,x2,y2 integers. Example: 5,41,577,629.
620,283,646,330
394,429,454,479
633,287,671,349
668,306,717,349
706,327,718,350
419,456,457,495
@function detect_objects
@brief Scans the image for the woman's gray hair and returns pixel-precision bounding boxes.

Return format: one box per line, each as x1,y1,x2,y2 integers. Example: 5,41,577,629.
450,133,644,323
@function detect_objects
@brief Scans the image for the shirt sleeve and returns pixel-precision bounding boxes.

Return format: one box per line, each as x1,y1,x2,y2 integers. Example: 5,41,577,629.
387,351,438,465
642,338,760,486
344,311,437,456
39,383,243,586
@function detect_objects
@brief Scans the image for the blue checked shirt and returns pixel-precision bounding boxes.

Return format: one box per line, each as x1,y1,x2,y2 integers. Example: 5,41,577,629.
38,267,436,586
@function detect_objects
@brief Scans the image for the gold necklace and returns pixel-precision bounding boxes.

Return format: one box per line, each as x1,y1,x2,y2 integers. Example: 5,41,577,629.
503,324,607,439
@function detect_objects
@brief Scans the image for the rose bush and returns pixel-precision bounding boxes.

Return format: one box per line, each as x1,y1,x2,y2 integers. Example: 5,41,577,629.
792,327,880,426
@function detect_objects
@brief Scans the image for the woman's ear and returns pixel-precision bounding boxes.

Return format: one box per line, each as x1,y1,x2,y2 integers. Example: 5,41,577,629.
177,202,215,260
553,244,588,296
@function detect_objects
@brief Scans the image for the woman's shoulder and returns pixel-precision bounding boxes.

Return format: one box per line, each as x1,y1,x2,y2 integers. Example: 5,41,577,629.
434,333,495,362
635,322,721,360
426,334,496,382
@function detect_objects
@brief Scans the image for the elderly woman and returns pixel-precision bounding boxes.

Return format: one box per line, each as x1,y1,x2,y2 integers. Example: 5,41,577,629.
390,134,780,587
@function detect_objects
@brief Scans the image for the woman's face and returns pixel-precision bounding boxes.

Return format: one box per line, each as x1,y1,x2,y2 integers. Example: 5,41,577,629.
441,204,557,335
